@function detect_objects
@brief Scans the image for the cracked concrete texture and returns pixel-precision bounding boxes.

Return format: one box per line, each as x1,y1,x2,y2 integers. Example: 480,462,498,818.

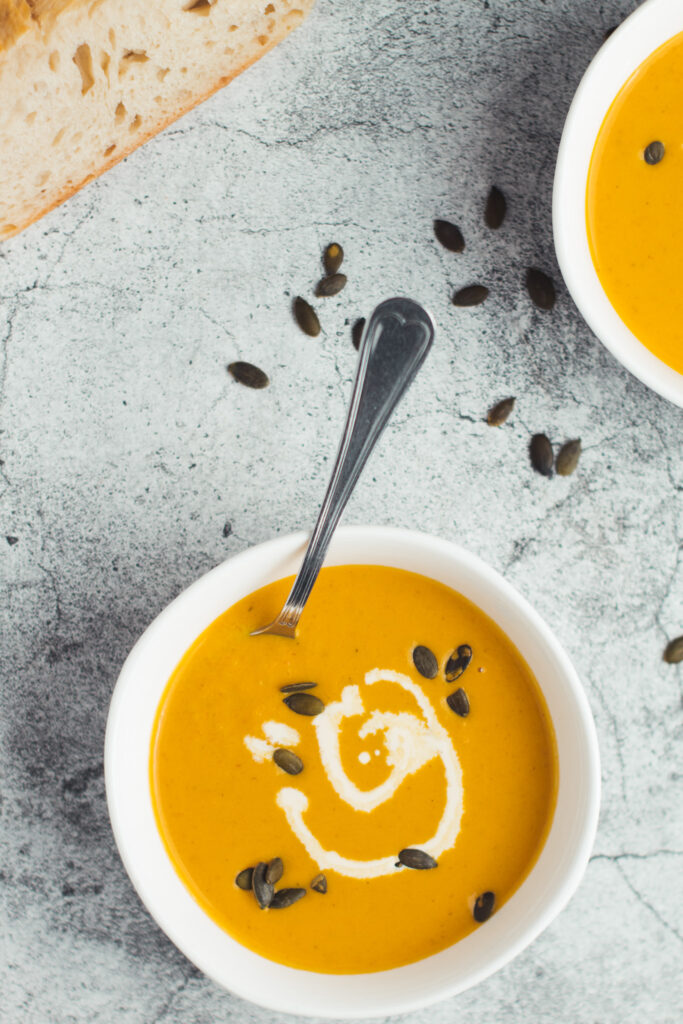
1,0,682,1021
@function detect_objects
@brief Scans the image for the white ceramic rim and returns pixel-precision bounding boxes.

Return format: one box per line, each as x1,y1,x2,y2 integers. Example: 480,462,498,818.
105,526,600,1018
553,0,683,407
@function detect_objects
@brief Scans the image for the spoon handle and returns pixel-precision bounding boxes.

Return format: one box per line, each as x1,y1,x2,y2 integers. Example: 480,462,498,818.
253,297,435,637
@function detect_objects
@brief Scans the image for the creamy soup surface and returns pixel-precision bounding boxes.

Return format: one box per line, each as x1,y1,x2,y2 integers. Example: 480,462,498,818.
151,565,557,973
587,32,683,373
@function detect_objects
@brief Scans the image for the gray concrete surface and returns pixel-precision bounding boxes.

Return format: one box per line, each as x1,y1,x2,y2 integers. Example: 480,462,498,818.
1,1,682,1021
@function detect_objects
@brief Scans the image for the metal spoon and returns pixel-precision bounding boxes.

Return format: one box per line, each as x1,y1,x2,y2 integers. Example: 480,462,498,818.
251,296,435,638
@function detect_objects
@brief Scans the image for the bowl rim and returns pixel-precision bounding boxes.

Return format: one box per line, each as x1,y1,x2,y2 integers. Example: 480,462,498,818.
104,525,600,1018
552,0,683,407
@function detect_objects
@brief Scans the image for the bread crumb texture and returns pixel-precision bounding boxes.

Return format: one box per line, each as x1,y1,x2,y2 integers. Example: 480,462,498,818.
0,0,314,238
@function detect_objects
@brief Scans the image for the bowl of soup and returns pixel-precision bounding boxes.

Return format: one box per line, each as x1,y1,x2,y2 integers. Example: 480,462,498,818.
105,526,599,1017
553,0,683,406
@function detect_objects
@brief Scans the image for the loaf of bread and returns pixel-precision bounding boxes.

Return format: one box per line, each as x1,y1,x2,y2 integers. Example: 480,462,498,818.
0,0,315,239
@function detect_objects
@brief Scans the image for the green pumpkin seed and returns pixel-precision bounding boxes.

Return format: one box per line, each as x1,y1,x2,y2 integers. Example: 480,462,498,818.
252,861,274,909
473,891,495,922
526,268,556,310
433,219,465,253
316,273,347,297
644,141,665,165
235,867,254,890
323,242,344,275
265,857,284,885
445,644,472,682
484,186,506,229
453,284,488,307
283,692,325,716
398,848,438,870
556,439,582,476
486,396,515,426
227,361,269,389
447,687,470,717
280,682,317,693
270,887,307,909
663,636,683,664
412,645,438,679
352,317,366,351
310,872,327,893
293,297,321,337
273,748,304,775
530,433,553,476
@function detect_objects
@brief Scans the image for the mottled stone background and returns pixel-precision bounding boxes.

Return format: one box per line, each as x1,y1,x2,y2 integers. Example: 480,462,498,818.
1,1,682,1021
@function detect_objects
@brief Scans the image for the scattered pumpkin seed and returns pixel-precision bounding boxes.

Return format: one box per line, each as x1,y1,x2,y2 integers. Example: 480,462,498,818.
265,857,284,885
280,682,317,693
484,186,507,229
398,848,438,870
530,433,553,477
445,644,472,682
412,645,438,679
293,297,321,337
663,636,683,664
283,692,325,716
644,141,665,165
453,284,489,307
227,361,269,389
310,873,327,894
486,396,515,426
352,317,366,351
316,273,347,298
252,861,274,909
235,867,254,890
433,218,465,253
270,887,307,909
323,242,344,275
273,748,304,775
556,439,582,476
473,891,495,922
525,268,556,310
447,687,470,717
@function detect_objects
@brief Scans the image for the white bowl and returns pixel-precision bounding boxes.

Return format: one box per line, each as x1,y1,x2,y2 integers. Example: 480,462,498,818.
105,526,600,1018
553,0,683,407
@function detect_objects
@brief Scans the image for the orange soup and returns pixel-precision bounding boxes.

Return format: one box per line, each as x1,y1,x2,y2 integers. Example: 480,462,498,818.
150,565,557,973
587,32,683,373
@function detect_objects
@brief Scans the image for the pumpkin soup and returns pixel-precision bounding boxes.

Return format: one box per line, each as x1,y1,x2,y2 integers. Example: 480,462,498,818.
150,565,557,973
586,32,683,373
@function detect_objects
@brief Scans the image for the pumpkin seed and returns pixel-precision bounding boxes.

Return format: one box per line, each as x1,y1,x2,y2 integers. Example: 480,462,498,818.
644,141,665,165
265,857,284,885
525,268,556,310
270,887,306,909
316,273,347,297
473,891,495,922
310,873,327,893
486,396,515,426
235,867,254,890
453,284,488,307
556,438,582,476
447,687,470,717
283,692,325,716
445,644,472,682
484,186,506,229
663,636,683,664
352,317,366,351
227,361,269,389
398,848,438,870
433,219,465,253
293,297,321,337
323,242,344,275
412,645,438,679
530,433,553,476
252,861,274,909
280,681,317,693
273,748,304,775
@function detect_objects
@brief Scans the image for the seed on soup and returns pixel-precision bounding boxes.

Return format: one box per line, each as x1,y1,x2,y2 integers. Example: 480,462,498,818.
252,862,274,909
235,867,254,890
270,887,307,909
447,688,470,717
445,644,472,681
398,848,438,870
412,645,438,679
283,692,325,716
311,873,328,893
265,857,284,885
473,891,495,922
